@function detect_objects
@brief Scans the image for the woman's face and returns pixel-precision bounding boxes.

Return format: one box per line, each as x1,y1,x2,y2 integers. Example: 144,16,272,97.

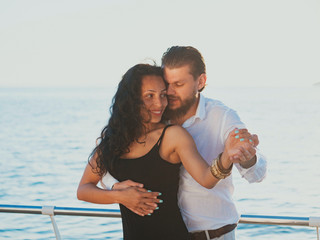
140,75,168,124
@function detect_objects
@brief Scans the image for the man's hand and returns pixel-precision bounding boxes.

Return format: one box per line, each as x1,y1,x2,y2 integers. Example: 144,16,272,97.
112,180,161,216
222,128,259,169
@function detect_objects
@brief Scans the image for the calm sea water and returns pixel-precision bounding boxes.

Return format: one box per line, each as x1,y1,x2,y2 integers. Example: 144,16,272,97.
0,86,319,239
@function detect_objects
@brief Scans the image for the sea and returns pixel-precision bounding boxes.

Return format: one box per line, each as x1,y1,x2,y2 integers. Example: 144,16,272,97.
0,86,319,240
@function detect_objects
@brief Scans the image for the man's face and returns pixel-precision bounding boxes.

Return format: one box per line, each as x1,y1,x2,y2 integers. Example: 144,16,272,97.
163,65,201,119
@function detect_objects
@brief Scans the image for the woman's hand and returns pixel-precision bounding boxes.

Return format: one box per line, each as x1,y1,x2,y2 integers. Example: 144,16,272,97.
113,180,161,216
77,161,161,216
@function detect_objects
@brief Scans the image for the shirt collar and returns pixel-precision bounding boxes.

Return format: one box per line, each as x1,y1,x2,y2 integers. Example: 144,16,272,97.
182,94,206,127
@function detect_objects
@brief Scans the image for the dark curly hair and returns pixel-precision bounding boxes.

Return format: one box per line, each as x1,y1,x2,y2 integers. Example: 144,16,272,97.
89,64,164,176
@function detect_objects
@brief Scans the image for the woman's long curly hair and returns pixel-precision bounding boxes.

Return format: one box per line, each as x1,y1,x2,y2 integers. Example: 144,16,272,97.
89,64,164,176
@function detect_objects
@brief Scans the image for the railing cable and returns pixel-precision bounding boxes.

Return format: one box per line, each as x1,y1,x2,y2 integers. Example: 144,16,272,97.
1,204,319,240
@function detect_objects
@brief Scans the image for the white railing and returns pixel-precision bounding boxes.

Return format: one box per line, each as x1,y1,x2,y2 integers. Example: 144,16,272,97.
1,204,319,240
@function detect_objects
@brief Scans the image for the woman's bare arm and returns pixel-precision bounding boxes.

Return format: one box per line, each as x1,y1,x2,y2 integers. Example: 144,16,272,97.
163,126,251,188
77,155,160,216
162,126,222,188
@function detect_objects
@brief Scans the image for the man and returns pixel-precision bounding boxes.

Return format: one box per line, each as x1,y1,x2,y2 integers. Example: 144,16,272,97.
160,46,266,239
103,46,267,240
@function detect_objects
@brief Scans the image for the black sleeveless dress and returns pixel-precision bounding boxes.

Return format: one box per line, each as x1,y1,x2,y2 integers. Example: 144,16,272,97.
111,125,189,240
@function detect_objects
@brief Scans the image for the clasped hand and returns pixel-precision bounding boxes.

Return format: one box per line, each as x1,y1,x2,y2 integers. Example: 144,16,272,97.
224,128,259,169
112,180,161,216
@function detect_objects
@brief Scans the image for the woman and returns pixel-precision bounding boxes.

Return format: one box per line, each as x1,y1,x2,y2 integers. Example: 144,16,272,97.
77,64,249,240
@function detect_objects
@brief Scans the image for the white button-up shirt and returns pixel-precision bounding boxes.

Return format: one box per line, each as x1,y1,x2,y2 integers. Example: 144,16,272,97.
178,94,267,232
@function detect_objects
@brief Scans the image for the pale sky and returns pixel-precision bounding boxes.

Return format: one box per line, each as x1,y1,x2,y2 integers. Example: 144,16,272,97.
0,0,319,88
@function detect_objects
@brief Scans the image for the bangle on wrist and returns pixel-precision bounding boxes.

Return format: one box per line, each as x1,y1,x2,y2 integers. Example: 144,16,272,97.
217,153,233,173
210,153,233,179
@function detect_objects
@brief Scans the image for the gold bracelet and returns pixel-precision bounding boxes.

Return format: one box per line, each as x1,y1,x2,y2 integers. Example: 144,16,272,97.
210,154,232,179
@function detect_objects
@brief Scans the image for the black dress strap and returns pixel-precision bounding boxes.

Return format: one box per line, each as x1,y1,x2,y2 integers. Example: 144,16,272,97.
156,124,173,146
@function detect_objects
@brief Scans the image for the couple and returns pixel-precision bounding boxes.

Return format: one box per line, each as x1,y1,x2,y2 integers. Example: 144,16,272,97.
77,46,267,240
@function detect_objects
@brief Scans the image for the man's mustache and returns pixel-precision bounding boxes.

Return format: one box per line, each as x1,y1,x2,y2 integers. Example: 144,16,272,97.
167,96,179,101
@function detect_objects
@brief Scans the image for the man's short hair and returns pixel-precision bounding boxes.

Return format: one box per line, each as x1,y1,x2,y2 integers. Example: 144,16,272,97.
161,46,206,80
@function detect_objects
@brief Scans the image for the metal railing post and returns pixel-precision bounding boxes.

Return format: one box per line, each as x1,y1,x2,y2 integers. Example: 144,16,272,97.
309,216,320,240
41,206,61,240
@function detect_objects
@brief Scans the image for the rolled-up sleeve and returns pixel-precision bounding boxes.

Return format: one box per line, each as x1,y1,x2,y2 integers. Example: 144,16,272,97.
234,151,267,183
222,108,267,183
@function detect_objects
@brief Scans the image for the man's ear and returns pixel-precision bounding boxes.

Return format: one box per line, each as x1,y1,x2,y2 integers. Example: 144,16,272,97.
198,73,207,91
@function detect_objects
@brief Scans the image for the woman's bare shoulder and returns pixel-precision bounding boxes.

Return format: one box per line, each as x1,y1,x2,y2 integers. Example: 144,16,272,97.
165,125,191,139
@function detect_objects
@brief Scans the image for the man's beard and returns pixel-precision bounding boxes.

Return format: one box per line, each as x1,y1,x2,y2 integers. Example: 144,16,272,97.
163,94,197,122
